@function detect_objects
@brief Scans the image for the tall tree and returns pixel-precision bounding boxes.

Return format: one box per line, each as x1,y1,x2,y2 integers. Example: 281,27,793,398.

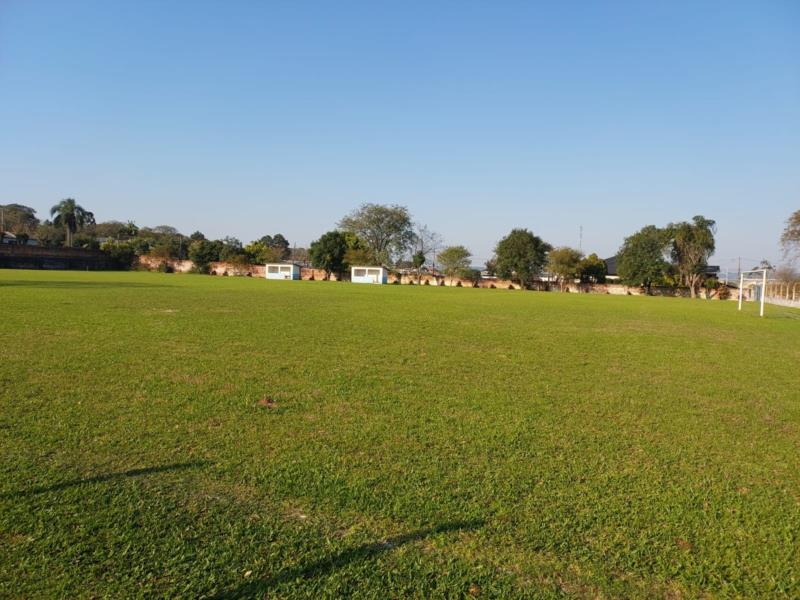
122,221,139,238
781,209,800,261
411,223,442,281
50,199,95,247
578,253,607,283
669,216,716,298
244,241,284,264
309,230,349,279
411,251,426,283
338,203,414,265
218,237,244,262
617,225,671,293
188,239,221,273
494,229,552,289
259,234,291,260
0,204,39,237
437,245,472,284
547,247,583,291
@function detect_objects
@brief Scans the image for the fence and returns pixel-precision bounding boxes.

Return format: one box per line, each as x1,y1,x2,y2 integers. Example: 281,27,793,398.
0,244,117,270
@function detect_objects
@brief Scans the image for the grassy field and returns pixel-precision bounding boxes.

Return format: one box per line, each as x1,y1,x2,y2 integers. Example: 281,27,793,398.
1,270,799,598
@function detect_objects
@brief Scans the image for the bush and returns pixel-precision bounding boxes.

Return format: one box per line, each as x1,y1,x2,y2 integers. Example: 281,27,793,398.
100,239,140,269
156,262,174,273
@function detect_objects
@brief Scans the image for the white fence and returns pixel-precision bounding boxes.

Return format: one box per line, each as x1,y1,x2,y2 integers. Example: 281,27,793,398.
766,296,800,310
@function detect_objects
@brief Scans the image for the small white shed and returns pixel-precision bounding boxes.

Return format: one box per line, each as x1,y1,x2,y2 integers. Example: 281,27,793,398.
265,263,301,280
351,266,388,285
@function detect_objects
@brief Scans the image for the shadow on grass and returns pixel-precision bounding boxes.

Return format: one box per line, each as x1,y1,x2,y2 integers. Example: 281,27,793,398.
1,461,208,499
210,519,484,599
0,280,171,289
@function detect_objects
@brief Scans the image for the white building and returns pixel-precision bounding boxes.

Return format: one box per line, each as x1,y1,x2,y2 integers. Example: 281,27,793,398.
351,266,388,285
265,263,301,280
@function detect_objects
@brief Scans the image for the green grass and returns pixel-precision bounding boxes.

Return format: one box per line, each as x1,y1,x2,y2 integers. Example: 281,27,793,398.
1,270,799,598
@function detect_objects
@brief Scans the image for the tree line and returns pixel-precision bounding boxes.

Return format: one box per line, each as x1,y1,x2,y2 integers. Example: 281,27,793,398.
2,199,798,294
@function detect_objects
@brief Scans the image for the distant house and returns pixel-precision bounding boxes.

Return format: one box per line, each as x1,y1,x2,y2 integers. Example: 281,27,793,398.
265,263,301,280
604,255,720,283
604,256,620,281
351,266,388,285
1,232,38,246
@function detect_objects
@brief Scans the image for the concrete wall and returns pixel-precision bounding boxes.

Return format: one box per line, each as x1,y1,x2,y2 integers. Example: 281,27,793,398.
133,256,738,301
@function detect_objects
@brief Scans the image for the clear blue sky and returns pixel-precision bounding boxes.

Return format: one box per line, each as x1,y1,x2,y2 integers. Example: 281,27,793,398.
1,1,798,270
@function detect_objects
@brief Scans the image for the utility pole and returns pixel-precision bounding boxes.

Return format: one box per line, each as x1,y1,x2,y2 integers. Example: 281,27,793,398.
579,225,583,252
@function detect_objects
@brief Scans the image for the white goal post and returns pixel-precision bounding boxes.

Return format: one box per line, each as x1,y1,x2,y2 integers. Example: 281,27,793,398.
738,269,769,317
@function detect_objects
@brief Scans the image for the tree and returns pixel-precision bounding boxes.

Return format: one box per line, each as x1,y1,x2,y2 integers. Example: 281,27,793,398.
411,223,442,282
152,225,180,237
244,241,284,264
148,242,174,267
781,209,800,261
437,245,472,284
309,230,349,279
617,225,671,293
411,251,426,283
122,221,139,238
259,234,291,260
578,253,607,283
50,199,95,247
669,216,716,298
36,220,66,247
338,203,414,265
92,220,139,241
0,204,39,237
547,247,583,291
218,237,244,262
100,239,138,269
343,247,375,269
290,246,309,265
189,239,221,273
494,229,552,288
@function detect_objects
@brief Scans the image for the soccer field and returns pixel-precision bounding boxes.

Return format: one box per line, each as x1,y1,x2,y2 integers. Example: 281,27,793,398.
1,270,798,598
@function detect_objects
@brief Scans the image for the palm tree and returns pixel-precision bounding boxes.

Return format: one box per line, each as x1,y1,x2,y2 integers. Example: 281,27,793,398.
50,199,95,247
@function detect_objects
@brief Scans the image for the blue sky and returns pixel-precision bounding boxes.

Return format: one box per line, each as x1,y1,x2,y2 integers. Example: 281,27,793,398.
1,1,798,270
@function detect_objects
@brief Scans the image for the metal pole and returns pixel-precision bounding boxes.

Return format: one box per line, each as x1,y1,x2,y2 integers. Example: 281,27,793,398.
760,269,767,317
738,272,743,311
